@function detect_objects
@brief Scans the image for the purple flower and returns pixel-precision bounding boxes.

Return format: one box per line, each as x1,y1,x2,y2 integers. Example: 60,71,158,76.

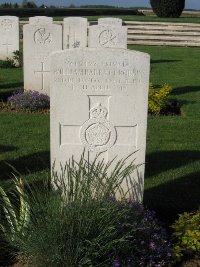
113,258,120,267
8,90,50,111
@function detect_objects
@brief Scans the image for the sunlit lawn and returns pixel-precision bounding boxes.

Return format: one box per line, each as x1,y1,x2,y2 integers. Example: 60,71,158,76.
0,45,200,225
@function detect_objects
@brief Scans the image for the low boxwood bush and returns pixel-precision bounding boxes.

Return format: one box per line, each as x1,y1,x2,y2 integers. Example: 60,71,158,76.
150,0,185,18
148,83,173,115
0,156,173,267
171,210,200,262
8,90,50,111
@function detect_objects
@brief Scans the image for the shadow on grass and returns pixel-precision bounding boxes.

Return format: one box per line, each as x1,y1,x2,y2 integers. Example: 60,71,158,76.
0,151,50,181
151,59,182,64
171,86,200,95
0,84,23,101
145,150,200,178
0,145,18,153
144,170,200,226
0,82,23,89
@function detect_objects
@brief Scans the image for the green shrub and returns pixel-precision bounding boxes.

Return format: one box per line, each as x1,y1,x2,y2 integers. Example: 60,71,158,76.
13,50,23,67
0,58,15,68
0,50,21,68
171,210,200,262
148,83,172,115
150,0,185,18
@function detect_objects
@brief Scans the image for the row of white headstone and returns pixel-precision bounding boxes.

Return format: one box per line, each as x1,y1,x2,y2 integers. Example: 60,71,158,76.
24,16,127,95
0,16,127,96
0,15,150,199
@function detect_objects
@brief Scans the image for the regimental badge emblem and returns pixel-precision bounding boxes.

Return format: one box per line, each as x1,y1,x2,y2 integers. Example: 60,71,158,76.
99,29,117,47
34,28,52,45
80,104,117,153
1,19,13,31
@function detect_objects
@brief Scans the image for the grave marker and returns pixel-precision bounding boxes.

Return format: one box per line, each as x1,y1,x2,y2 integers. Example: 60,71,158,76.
50,48,150,199
63,17,88,49
0,16,19,60
23,16,62,95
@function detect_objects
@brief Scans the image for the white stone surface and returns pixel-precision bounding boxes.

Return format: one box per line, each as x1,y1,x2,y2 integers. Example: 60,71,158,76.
88,25,127,49
23,16,62,95
50,48,150,199
98,17,122,26
63,17,88,49
0,16,19,60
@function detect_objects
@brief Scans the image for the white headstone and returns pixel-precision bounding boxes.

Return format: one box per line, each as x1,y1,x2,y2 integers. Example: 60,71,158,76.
63,17,88,49
50,48,150,199
0,16,19,60
23,16,62,95
88,25,127,49
98,17,122,26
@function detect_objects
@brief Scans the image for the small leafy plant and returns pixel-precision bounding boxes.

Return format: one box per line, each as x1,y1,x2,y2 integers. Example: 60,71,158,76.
148,83,172,115
8,90,50,111
0,50,21,68
13,50,23,67
171,210,200,262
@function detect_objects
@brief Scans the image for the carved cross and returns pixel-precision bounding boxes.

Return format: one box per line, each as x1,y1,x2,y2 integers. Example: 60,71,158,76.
2,39,12,55
34,62,50,90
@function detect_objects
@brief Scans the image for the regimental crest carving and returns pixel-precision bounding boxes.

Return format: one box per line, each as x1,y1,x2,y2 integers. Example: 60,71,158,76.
99,29,117,47
34,28,52,45
80,104,116,152
1,19,13,31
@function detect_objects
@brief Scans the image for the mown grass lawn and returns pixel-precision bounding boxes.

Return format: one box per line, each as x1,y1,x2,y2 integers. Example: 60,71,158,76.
19,15,200,23
0,45,200,225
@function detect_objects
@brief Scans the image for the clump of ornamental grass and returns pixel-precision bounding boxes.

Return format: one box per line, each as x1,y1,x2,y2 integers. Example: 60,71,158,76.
0,155,173,267
7,90,49,111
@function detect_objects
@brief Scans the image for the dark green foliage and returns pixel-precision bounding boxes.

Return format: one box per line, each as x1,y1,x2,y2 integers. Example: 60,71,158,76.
0,8,141,17
0,59,15,68
150,0,185,18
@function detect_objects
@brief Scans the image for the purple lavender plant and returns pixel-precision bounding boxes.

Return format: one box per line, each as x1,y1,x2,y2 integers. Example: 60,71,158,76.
8,90,50,111
111,201,173,267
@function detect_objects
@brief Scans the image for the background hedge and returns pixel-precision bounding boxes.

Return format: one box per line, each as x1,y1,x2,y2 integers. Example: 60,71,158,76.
0,8,142,17
150,0,185,18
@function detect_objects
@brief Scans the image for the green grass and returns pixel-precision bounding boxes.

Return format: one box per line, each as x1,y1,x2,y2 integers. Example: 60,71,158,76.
19,15,200,23
0,45,200,226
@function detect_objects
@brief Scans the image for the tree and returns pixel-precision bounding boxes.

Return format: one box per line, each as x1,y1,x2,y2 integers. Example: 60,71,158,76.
150,0,185,18
13,3,19,8
22,0,37,8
